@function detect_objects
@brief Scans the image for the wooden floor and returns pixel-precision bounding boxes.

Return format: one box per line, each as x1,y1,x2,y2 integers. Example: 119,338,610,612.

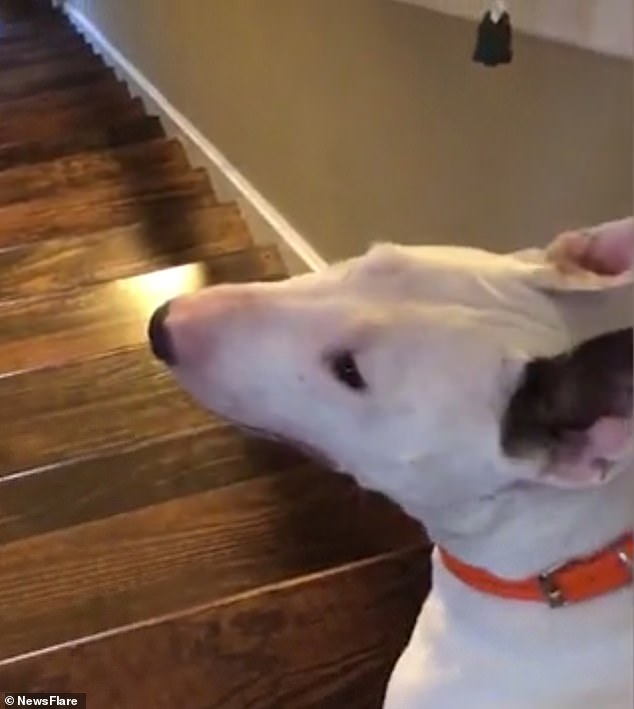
0,3,432,707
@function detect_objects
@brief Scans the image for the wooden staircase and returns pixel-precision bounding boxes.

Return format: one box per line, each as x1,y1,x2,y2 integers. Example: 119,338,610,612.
0,3,432,707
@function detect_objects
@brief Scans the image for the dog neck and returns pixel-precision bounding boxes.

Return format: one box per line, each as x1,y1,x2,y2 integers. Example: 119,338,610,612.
410,287,633,581
410,466,632,580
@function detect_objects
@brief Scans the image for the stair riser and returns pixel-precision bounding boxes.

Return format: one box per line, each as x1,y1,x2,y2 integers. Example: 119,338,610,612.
0,64,112,102
0,22,76,45
0,204,252,299
0,169,215,248
0,136,189,207
0,76,128,115
0,43,95,70
0,97,150,156
0,116,166,172
0,51,102,81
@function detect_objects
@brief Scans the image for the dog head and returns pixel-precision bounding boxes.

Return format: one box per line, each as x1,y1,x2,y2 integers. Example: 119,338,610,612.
148,218,632,517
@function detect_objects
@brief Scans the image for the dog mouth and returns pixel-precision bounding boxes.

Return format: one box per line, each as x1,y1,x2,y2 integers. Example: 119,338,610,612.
235,423,336,469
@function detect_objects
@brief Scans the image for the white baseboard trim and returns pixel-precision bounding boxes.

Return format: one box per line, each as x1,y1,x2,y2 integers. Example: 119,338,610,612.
62,4,327,275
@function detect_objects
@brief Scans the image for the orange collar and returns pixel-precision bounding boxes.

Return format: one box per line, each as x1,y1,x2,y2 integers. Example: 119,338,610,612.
438,532,632,608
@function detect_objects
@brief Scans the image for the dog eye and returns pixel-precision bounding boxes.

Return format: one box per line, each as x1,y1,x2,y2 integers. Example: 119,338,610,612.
328,351,367,391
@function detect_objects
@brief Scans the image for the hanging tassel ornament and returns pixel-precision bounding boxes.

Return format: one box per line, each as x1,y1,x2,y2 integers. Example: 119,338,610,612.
472,0,513,66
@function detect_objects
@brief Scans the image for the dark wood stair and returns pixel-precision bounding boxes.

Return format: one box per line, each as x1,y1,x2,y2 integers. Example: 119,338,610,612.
0,3,431,707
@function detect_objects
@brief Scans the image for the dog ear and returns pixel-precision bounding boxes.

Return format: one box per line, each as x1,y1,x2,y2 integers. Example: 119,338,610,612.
502,328,632,487
519,217,633,292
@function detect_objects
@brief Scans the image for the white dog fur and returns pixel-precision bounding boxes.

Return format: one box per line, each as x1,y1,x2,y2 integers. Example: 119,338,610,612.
150,217,633,708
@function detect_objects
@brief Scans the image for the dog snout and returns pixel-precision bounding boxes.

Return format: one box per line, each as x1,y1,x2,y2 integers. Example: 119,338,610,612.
148,300,177,365
148,288,257,367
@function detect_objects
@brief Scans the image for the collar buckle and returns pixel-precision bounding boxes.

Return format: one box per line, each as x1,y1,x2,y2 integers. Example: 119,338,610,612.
537,566,568,608
617,548,632,574
538,540,632,608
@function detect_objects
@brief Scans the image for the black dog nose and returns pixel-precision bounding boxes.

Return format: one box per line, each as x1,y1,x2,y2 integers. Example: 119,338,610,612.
148,300,176,365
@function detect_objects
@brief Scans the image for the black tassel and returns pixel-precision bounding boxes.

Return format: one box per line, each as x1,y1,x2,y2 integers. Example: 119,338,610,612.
472,9,513,66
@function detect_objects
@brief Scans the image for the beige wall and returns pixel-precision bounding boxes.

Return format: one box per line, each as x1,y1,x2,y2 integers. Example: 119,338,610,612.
68,0,632,262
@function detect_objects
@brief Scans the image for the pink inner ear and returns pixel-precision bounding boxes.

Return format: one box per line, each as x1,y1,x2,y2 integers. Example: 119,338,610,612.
546,416,632,487
583,225,633,275
552,218,633,276
589,416,632,458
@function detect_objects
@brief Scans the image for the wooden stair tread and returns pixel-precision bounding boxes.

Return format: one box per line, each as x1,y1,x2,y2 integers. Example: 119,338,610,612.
0,2,56,23
0,422,308,545
0,62,110,102
0,32,85,55
0,190,216,251
0,114,165,171
0,49,102,81
0,247,285,372
0,26,67,45
0,75,127,116
0,167,214,247
0,138,190,209
0,5,63,25
0,345,257,476
0,347,210,476
0,22,75,45
0,92,144,145
0,548,430,708
0,41,93,70
0,202,253,299
0,2,431,703
0,478,423,662
0,135,186,187
0,135,188,206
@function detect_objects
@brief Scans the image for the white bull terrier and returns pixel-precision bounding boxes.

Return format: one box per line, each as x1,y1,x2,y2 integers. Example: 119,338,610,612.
148,217,633,708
